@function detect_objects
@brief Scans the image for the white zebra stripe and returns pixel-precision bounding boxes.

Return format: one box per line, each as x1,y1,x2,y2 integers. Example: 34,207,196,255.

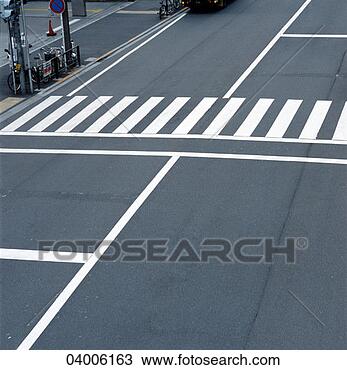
85,96,138,133
57,96,112,133
204,98,245,135
113,97,164,134
333,102,347,141
234,98,274,137
266,99,303,138
173,97,217,135
300,100,332,139
29,96,87,132
1,96,62,132
143,97,190,134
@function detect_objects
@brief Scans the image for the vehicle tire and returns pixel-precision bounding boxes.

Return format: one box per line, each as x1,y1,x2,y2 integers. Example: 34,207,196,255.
189,0,197,11
218,0,226,8
174,0,181,9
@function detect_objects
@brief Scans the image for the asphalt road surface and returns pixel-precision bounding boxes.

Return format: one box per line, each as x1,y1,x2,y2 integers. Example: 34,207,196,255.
0,0,347,350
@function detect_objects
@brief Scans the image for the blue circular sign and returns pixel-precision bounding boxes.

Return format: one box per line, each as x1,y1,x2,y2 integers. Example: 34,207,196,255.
50,0,65,14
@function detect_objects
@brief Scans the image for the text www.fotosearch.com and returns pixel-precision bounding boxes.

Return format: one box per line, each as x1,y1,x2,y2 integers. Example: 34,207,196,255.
140,353,280,366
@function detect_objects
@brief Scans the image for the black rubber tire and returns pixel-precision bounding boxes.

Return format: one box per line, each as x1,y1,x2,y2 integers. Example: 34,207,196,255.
217,0,226,8
189,0,198,11
174,0,181,9
7,73,20,93
159,4,166,19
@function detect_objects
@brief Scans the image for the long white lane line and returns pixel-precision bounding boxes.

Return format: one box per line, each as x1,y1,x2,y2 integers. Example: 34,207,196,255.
1,148,347,166
67,13,187,97
283,34,347,38
17,156,179,350
53,19,80,32
0,3,132,68
0,248,91,264
223,0,312,99
1,131,347,145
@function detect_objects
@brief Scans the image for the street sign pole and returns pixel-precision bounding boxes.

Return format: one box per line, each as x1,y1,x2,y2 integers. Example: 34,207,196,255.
61,2,72,65
49,0,71,65
7,21,17,94
11,9,26,94
20,0,33,93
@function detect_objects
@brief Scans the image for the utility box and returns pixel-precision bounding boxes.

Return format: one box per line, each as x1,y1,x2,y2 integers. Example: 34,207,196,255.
71,0,86,17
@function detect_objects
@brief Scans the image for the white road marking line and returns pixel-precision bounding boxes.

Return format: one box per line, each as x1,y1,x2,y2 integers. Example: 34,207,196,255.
17,155,179,350
143,97,191,134
117,10,159,15
67,13,187,96
173,97,217,134
1,131,347,145
0,248,91,264
266,99,303,138
203,98,245,135
113,97,164,133
1,148,346,166
333,102,347,141
28,96,87,132
234,98,274,137
223,0,312,98
0,2,138,69
299,100,332,139
85,57,98,63
85,96,138,133
282,34,347,38
1,96,62,132
56,96,112,133
53,19,80,32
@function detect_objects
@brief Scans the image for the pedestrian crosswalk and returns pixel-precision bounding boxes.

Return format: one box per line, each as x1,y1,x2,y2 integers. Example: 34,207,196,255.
1,95,347,143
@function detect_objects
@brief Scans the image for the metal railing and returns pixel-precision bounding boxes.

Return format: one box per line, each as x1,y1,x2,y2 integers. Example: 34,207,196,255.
33,45,81,90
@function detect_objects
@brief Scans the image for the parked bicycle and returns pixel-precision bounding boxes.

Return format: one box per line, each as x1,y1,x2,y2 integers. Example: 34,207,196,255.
5,48,36,93
5,45,72,93
159,0,181,19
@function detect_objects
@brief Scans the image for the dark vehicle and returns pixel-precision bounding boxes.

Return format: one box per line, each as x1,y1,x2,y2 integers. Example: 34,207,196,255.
183,0,227,10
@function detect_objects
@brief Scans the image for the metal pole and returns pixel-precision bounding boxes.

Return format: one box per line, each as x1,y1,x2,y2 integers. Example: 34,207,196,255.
12,11,26,94
20,0,33,93
61,2,72,67
7,21,17,95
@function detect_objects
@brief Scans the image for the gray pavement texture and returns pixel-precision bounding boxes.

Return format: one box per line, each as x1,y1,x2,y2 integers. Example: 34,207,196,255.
0,1,159,99
1,0,347,350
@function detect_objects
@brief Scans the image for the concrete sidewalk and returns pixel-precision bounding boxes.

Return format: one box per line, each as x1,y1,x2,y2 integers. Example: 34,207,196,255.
0,0,163,105
0,1,132,67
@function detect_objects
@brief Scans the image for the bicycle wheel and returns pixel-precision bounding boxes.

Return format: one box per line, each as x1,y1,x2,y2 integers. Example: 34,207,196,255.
159,4,166,19
7,73,20,93
31,67,39,84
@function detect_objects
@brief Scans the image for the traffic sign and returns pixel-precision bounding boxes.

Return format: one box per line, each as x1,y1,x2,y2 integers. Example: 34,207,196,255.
49,0,65,14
